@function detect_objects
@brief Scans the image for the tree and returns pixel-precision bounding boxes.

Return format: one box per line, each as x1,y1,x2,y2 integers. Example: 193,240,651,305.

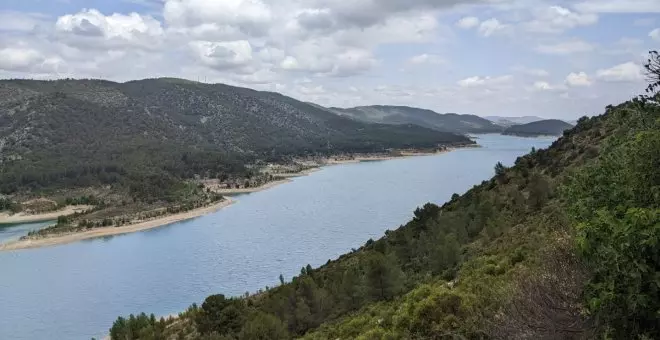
239,312,288,340
279,274,285,285
365,252,403,301
196,294,245,336
494,161,507,177
644,50,660,94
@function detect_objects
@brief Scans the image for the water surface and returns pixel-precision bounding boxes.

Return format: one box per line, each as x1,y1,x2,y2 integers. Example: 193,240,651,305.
0,221,54,244
0,134,554,339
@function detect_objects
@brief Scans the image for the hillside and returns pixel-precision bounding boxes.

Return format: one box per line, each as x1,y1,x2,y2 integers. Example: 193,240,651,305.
108,89,660,339
329,105,503,134
502,119,574,137
0,79,470,197
484,115,546,127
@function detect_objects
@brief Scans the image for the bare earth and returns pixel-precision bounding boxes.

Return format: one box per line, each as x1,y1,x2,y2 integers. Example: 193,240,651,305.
0,205,94,224
0,199,234,252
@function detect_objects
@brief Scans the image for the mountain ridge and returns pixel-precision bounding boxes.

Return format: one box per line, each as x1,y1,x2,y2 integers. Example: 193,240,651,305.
502,119,574,137
328,105,503,134
0,78,471,196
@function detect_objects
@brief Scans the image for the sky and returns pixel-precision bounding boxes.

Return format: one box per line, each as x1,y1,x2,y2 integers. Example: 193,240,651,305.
0,0,659,119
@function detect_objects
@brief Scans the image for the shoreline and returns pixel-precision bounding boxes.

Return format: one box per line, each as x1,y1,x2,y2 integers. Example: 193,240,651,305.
0,205,93,225
0,145,470,251
212,168,321,194
0,198,234,252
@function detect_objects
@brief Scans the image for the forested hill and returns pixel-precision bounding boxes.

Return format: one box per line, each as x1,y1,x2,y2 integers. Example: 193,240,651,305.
329,105,503,134
108,82,660,338
0,79,470,194
502,119,574,137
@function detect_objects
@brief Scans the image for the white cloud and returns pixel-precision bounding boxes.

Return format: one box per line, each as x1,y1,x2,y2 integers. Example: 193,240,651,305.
535,40,594,55
478,18,508,37
596,62,644,82
456,16,480,29
0,47,64,74
457,75,513,87
650,28,660,41
574,0,660,13
524,6,598,33
533,81,554,90
55,9,163,48
189,40,254,71
566,72,592,86
408,53,445,65
163,0,272,32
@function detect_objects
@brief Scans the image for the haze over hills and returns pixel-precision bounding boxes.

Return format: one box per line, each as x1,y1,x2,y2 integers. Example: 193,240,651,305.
483,115,547,127
502,119,575,137
328,105,503,134
0,78,471,195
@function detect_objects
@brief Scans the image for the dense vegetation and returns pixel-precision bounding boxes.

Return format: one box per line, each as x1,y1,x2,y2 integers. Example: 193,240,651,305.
502,119,574,137
0,79,470,200
329,105,503,134
108,54,659,339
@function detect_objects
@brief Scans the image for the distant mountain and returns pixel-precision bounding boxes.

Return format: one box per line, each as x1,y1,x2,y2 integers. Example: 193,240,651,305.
0,79,471,194
328,105,503,134
484,116,546,127
502,119,574,137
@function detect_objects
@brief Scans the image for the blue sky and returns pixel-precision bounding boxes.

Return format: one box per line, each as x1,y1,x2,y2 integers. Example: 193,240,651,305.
0,0,659,119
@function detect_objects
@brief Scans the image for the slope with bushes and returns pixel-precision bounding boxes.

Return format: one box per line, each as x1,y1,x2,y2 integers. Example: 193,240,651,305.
109,55,660,339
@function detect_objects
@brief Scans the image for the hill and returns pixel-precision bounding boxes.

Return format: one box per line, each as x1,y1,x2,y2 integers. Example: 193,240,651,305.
329,105,503,134
502,119,574,137
0,79,471,197
484,115,546,127
108,86,660,339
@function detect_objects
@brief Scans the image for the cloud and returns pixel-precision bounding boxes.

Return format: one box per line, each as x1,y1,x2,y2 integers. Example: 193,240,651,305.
651,28,660,41
565,72,592,86
456,16,480,29
478,18,508,37
533,81,554,91
163,0,272,34
524,6,598,33
535,39,594,55
408,53,446,65
55,9,163,48
189,40,254,72
0,47,64,74
574,0,660,13
457,75,512,87
596,62,644,82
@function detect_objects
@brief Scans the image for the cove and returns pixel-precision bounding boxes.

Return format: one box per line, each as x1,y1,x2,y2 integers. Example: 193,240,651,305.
0,134,554,340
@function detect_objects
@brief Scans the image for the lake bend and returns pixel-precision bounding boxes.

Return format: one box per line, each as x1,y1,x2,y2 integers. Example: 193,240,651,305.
0,134,555,340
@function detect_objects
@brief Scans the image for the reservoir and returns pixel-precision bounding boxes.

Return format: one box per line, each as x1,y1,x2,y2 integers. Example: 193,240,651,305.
0,134,554,340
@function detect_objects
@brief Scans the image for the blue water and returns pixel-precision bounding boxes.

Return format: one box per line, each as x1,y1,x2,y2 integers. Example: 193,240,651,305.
0,135,554,340
0,221,54,244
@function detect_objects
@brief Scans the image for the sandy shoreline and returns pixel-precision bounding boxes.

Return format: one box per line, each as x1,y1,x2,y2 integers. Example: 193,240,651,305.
0,199,234,252
0,205,93,225
213,168,321,194
323,148,457,165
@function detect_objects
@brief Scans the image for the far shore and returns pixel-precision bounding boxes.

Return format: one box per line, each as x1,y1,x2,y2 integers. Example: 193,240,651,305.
0,199,234,252
212,168,321,194
0,205,94,225
0,145,470,251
